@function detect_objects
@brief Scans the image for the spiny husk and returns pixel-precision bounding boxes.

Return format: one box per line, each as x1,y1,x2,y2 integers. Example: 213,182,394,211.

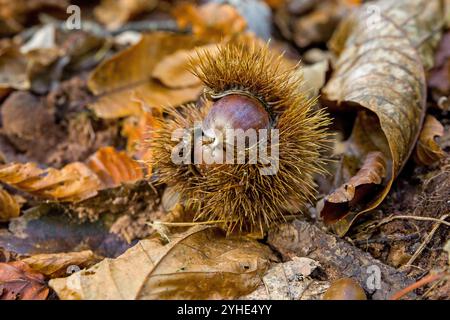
149,42,331,234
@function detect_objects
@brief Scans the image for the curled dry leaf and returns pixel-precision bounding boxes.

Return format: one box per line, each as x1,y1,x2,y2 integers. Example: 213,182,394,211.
172,2,247,39
321,0,447,235
0,162,102,202
49,226,274,300
322,151,387,224
87,146,144,188
0,187,21,222
414,115,445,166
121,110,160,161
94,0,158,30
0,261,49,300
21,250,103,278
88,33,208,119
0,147,144,202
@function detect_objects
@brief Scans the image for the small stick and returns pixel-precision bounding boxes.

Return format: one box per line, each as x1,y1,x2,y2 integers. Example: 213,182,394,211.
377,214,450,228
402,214,449,269
389,271,446,300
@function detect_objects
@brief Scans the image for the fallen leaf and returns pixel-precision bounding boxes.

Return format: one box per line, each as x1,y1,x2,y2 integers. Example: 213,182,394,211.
242,257,328,300
0,162,102,202
414,115,445,166
49,226,273,300
429,32,450,96
21,250,103,278
86,146,144,188
0,187,21,222
320,0,447,235
0,146,144,202
302,59,329,97
94,0,158,30
322,151,387,224
88,32,207,119
152,44,219,89
0,40,29,90
0,261,48,300
172,2,247,39
121,110,160,161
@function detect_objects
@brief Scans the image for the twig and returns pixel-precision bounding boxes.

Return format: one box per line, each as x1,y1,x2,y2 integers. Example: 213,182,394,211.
149,220,225,227
402,214,450,269
377,214,450,228
389,271,446,300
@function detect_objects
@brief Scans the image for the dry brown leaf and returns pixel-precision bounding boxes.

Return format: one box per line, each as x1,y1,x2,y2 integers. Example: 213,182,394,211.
94,0,158,30
0,147,143,202
0,187,20,222
88,33,207,119
320,0,447,235
0,40,29,90
49,226,273,300
413,115,445,166
322,151,387,224
429,32,450,96
121,109,160,161
152,44,219,89
0,261,49,300
172,2,247,39
0,162,102,202
86,146,144,188
21,250,103,278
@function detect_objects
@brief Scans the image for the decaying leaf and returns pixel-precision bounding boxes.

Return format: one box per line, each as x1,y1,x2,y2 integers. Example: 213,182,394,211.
242,257,329,300
320,0,447,235
87,33,208,119
86,146,144,188
49,226,274,300
414,115,445,166
0,187,21,222
172,2,247,38
0,261,49,300
94,0,158,30
0,147,144,202
21,250,103,278
322,151,387,224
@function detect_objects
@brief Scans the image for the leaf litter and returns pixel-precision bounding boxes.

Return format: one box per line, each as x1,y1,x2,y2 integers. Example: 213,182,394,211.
0,0,449,301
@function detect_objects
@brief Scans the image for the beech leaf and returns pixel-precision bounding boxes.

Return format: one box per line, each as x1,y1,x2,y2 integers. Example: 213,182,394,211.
0,261,49,300
21,250,103,278
320,0,447,235
87,33,208,119
322,151,387,224
0,187,21,222
0,147,144,202
49,226,274,300
413,115,445,166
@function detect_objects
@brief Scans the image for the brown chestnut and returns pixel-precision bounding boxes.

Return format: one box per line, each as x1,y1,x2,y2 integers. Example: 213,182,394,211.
323,278,367,300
